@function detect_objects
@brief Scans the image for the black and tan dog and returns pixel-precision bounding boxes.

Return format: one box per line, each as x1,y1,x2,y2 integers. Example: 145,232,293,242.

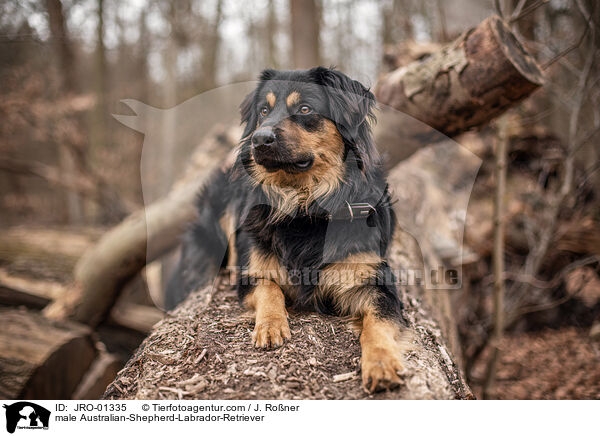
166,67,410,392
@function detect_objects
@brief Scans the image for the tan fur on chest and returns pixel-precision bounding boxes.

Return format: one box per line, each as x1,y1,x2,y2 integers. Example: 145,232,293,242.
247,119,345,223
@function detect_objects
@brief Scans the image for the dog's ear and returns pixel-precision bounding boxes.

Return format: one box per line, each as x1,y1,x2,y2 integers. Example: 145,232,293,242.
309,67,377,171
240,89,257,140
241,69,278,140
260,68,277,82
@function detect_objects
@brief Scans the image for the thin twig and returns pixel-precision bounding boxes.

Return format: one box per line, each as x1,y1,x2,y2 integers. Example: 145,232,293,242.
509,0,549,24
505,256,600,325
509,0,529,22
481,256,600,290
508,279,587,320
333,371,357,382
482,115,509,399
494,0,504,19
542,2,594,69
508,43,596,316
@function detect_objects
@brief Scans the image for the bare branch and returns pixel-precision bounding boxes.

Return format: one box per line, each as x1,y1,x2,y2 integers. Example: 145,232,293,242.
0,156,97,198
483,115,509,399
509,0,549,24
494,0,504,19
0,156,133,216
509,0,529,22
505,256,600,325
542,1,594,69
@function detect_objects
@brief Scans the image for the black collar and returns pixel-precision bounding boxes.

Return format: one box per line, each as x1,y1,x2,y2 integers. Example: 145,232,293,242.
328,202,375,221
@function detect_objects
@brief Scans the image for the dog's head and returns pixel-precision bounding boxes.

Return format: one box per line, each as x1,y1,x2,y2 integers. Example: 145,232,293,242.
239,67,377,195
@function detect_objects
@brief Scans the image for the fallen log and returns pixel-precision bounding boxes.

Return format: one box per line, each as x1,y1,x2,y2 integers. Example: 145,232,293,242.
0,227,95,283
374,15,543,165
109,302,164,334
0,309,97,399
104,245,473,399
0,268,68,309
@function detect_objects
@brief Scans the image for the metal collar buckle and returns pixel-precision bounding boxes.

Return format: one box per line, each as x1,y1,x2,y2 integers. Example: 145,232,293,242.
347,202,376,221
328,201,375,221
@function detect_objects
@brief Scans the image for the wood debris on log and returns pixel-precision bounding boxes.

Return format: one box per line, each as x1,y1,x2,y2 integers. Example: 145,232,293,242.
104,273,472,400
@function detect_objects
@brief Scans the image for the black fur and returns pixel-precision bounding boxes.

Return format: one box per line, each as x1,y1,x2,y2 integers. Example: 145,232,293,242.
166,67,403,325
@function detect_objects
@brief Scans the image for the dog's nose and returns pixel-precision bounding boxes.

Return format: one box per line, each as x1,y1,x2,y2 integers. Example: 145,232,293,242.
252,128,276,148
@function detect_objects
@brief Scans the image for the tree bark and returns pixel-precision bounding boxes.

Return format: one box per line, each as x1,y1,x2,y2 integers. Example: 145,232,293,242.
290,0,320,68
374,15,543,166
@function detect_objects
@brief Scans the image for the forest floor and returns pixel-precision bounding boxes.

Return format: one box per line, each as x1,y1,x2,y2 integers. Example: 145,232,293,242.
472,328,600,399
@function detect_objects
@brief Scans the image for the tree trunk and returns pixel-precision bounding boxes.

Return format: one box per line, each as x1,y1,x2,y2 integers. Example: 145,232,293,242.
45,0,83,224
45,0,78,92
267,0,279,68
374,15,543,166
290,0,320,68
200,0,222,91
483,115,508,399
90,0,109,179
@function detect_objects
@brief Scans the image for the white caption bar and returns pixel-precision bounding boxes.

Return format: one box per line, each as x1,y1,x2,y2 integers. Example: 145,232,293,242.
1,400,596,436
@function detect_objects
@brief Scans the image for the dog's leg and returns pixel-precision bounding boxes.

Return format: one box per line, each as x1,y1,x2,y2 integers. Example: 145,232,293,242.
244,279,291,348
319,253,409,392
359,308,408,393
240,250,291,348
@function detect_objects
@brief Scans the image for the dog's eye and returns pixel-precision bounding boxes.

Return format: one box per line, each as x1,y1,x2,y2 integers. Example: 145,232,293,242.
260,107,269,117
299,105,312,114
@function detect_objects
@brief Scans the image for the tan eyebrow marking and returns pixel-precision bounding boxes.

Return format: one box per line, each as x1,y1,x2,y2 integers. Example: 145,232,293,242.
286,91,301,107
266,92,276,108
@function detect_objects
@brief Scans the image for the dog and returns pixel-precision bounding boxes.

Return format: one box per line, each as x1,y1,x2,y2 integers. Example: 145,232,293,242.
166,67,409,392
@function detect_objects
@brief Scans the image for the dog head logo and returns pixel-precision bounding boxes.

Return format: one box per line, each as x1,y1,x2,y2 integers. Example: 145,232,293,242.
3,402,50,433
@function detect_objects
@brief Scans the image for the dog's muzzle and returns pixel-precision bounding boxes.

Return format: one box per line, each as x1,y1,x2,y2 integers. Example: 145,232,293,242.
251,127,313,172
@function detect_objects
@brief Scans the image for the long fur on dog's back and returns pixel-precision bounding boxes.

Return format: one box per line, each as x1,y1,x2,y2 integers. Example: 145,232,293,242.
165,169,231,309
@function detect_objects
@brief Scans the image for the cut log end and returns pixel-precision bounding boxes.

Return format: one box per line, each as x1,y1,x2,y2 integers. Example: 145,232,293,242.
0,309,97,399
488,16,544,87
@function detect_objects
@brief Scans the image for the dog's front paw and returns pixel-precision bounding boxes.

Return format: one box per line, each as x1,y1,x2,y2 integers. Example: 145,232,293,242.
361,347,404,393
252,316,291,349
